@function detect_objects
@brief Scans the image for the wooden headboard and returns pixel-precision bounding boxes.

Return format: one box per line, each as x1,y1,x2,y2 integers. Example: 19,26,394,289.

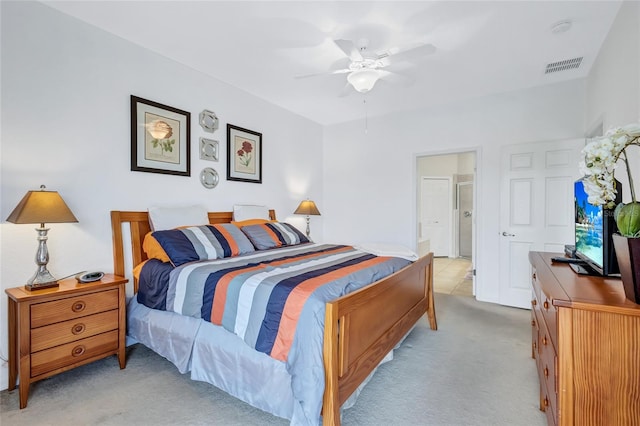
110,210,276,292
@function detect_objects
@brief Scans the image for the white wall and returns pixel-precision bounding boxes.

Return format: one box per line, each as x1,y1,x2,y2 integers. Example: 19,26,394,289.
586,0,640,203
323,80,586,304
0,2,323,388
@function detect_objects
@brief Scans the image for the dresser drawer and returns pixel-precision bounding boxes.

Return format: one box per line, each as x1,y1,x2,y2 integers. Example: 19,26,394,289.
531,303,539,360
31,310,119,352
31,289,119,328
539,291,558,348
538,323,557,425
31,330,119,377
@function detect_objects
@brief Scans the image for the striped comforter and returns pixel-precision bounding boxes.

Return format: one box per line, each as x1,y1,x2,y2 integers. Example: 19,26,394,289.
165,243,411,362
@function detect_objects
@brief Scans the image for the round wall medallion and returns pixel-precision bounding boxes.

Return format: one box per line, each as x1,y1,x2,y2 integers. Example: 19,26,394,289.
200,167,219,189
199,110,219,133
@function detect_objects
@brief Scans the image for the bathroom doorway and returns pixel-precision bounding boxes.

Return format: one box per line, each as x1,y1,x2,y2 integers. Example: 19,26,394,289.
416,151,476,296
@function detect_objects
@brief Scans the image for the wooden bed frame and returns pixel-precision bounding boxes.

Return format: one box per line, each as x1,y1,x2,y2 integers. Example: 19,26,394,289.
111,210,437,426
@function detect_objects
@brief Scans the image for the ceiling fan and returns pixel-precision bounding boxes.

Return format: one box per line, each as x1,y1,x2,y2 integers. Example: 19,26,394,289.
298,38,436,94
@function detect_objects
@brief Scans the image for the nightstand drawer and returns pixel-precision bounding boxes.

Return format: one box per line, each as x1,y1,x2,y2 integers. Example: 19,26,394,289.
31,289,119,328
31,330,119,377
31,310,119,352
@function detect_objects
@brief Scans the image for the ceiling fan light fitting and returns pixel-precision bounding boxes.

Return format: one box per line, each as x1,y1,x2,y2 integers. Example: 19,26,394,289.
347,69,379,93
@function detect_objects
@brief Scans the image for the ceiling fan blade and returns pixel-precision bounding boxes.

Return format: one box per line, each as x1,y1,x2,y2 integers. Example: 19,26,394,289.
386,43,436,64
295,68,350,79
334,39,363,62
295,57,352,80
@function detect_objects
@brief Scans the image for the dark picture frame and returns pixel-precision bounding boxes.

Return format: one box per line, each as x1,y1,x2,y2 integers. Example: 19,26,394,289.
131,95,191,176
227,124,262,183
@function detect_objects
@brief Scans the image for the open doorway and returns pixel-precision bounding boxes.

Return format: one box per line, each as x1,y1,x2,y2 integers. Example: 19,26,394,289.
416,151,476,297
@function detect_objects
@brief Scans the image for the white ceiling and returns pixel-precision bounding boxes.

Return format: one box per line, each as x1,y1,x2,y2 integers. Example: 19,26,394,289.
42,1,622,126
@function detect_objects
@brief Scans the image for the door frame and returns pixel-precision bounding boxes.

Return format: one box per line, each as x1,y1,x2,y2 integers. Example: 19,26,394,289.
413,147,481,292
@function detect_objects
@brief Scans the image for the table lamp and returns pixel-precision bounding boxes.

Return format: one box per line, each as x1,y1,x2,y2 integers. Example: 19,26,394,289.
6,185,78,290
294,199,321,238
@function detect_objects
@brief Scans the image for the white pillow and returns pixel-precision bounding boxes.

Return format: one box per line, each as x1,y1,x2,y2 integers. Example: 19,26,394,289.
233,204,270,222
354,243,419,261
148,205,209,231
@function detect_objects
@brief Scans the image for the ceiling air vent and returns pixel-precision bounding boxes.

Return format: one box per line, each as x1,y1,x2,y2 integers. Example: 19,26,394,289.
545,57,583,74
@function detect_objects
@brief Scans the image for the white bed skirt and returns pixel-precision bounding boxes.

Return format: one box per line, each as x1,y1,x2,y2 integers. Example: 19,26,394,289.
126,297,406,425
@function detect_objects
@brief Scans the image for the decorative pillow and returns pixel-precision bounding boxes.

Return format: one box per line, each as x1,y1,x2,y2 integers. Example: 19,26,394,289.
232,204,270,222
151,223,255,266
241,222,310,250
148,205,209,231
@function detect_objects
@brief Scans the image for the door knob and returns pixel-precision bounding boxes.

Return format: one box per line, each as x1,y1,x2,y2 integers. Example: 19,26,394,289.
464,211,472,218
502,231,515,237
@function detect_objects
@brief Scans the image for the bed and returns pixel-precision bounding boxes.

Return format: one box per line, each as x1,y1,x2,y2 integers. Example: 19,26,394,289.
111,209,437,425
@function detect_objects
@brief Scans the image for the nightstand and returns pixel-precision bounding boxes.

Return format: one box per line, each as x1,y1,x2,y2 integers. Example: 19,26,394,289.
5,274,127,408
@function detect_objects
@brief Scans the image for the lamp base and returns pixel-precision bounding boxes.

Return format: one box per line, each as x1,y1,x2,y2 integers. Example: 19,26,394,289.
25,268,59,291
25,281,59,291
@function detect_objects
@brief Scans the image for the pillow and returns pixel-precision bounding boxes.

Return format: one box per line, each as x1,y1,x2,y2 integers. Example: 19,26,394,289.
232,204,270,222
354,243,419,261
151,223,255,266
148,205,209,231
241,222,309,250
132,259,149,281
143,232,171,263
231,218,271,227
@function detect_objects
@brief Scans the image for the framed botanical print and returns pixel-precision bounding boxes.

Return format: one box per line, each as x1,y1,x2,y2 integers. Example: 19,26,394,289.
131,95,191,176
227,124,262,183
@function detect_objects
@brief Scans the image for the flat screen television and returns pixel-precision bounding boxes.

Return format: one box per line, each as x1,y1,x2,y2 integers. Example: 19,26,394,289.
574,178,621,276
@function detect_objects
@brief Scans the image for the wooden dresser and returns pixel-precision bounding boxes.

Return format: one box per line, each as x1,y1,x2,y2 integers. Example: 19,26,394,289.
529,252,640,425
6,275,127,408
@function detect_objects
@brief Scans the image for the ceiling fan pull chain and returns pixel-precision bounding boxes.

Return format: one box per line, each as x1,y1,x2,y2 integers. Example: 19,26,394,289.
364,98,368,134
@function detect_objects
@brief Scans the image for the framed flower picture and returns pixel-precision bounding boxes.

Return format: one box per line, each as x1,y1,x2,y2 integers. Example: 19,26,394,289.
131,95,191,176
227,124,262,183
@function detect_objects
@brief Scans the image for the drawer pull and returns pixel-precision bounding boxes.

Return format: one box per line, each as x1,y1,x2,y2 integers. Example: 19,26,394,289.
532,299,537,306
531,319,536,327
72,345,86,357
532,272,536,280
543,300,549,310
72,301,86,313
542,336,548,346
544,366,549,377
533,342,537,351
71,323,86,335
543,397,549,407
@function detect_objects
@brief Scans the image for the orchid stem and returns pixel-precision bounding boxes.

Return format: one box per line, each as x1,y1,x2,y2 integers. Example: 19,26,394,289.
621,149,637,203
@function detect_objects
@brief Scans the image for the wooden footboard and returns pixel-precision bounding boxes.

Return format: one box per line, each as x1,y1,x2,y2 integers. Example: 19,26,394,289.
322,253,436,426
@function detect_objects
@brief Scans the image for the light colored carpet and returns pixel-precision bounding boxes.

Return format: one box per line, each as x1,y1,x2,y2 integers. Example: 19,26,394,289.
1,294,546,425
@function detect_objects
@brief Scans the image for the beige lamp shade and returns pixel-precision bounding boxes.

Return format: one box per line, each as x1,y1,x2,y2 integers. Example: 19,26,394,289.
294,199,321,216
6,186,78,225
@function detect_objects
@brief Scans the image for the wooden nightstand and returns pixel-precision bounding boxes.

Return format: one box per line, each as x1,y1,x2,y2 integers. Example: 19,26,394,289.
5,274,128,408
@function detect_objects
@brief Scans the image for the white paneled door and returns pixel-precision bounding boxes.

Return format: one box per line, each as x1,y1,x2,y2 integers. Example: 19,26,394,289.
499,139,584,308
421,177,452,257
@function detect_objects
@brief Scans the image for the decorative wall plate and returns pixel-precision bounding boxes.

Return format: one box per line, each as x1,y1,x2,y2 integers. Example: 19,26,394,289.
200,138,219,161
200,167,219,189
199,109,219,133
